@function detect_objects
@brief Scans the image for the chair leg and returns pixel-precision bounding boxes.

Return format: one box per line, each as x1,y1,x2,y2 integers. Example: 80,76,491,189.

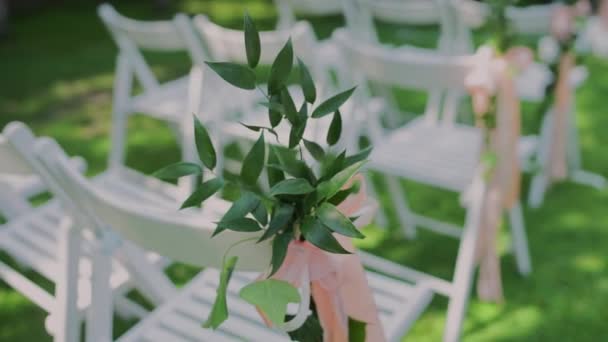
108,55,133,171
385,176,417,239
527,173,548,209
507,202,532,276
85,232,118,342
364,173,389,227
53,218,81,342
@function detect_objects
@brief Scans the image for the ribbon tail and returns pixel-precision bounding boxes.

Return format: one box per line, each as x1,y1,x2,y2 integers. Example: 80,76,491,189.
548,53,574,182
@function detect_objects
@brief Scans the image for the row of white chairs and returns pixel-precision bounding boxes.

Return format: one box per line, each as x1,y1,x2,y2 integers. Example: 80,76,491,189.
0,7,530,340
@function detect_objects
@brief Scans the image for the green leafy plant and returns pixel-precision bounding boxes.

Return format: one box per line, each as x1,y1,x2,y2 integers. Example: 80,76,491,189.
154,13,369,336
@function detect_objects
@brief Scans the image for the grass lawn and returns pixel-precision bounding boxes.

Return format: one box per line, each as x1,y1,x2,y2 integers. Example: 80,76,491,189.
0,0,607,341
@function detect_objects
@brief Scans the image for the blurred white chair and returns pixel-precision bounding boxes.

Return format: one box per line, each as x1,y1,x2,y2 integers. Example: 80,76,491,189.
31,128,496,342
333,29,532,279
273,0,343,29
0,122,184,342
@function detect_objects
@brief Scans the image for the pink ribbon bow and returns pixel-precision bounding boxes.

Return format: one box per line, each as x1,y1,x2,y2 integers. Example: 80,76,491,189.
259,175,385,341
465,46,531,302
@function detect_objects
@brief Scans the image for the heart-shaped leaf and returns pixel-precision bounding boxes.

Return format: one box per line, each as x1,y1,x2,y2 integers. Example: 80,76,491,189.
244,12,261,68
153,162,202,180
298,58,316,103
300,216,349,254
239,279,301,326
303,139,325,161
317,202,364,239
203,256,238,329
180,177,224,209
311,87,356,118
270,178,314,196
218,217,262,232
194,116,216,170
270,230,293,276
316,161,365,201
259,203,295,241
205,62,256,90
326,110,342,146
268,39,293,94
241,133,266,185
348,317,367,342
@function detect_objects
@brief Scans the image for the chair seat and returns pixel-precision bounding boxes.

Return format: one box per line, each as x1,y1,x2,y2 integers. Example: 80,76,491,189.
369,119,540,193
117,267,433,342
0,169,186,313
129,76,256,123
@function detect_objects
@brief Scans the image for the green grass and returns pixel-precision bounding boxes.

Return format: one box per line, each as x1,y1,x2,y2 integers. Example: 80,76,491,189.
0,1,607,341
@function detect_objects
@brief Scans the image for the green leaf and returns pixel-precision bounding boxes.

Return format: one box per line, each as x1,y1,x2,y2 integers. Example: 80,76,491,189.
288,119,306,149
218,217,262,232
268,39,293,95
343,146,372,169
319,151,345,182
267,94,283,128
287,312,323,342
239,122,278,140
270,230,292,276
348,317,367,342
153,162,202,180
311,86,356,118
300,216,350,254
259,100,284,112
328,181,361,206
205,62,256,90
180,177,224,209
243,12,260,68
303,139,325,161
317,202,364,239
252,202,268,226
239,279,301,326
270,178,315,196
203,256,238,329
194,116,217,170
214,192,260,236
280,87,298,125
316,161,365,201
259,203,295,242
298,58,316,103
267,147,285,187
241,133,266,185
271,146,316,184
326,110,342,146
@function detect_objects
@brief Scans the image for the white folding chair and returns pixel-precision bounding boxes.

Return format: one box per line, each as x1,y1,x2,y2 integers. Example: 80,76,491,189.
273,0,343,30
0,122,184,342
98,4,194,172
333,29,532,279
32,128,493,342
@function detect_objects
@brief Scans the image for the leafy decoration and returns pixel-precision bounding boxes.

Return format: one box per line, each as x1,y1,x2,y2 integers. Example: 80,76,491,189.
241,133,266,186
311,87,356,118
181,177,224,209
327,110,342,146
268,39,294,94
239,279,301,326
298,58,317,103
205,62,256,90
243,12,261,68
194,115,216,170
153,162,202,180
203,256,238,329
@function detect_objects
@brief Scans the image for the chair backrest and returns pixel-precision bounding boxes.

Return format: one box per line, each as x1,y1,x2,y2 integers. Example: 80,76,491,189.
333,28,478,129
32,137,272,272
273,0,344,29
98,3,189,91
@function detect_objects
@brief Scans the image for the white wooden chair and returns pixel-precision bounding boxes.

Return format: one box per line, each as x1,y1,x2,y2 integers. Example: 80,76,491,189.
31,127,493,342
333,29,532,280
0,122,188,341
273,0,343,30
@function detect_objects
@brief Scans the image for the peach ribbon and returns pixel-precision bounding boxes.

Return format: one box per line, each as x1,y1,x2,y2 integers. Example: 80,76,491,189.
260,175,385,342
466,47,530,302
